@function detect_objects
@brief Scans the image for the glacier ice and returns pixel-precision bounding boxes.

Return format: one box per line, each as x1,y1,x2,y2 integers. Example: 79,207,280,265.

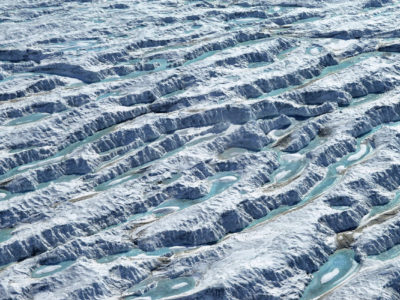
0,0,400,299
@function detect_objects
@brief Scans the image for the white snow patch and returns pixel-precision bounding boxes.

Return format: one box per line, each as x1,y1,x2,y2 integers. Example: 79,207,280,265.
325,39,354,52
218,175,237,183
0,193,6,199
106,177,127,186
336,165,346,173
309,47,320,55
281,153,304,162
320,268,340,284
171,282,189,290
347,144,367,162
275,170,291,182
169,246,187,251
35,265,62,275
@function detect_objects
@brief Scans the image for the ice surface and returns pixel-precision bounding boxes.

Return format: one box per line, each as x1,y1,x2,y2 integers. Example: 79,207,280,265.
0,0,400,299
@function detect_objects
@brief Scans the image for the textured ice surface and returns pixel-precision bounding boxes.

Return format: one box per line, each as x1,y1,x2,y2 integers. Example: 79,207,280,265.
0,0,400,299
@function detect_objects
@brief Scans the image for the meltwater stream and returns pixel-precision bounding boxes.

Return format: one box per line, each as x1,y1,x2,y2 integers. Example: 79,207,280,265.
6,113,49,126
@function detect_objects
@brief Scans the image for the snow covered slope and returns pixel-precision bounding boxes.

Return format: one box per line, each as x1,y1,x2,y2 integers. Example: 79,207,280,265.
0,0,400,299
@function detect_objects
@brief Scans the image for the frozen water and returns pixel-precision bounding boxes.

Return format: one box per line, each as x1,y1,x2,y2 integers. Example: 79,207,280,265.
347,144,368,162
320,268,340,284
0,0,400,299
301,250,359,300
35,264,62,275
